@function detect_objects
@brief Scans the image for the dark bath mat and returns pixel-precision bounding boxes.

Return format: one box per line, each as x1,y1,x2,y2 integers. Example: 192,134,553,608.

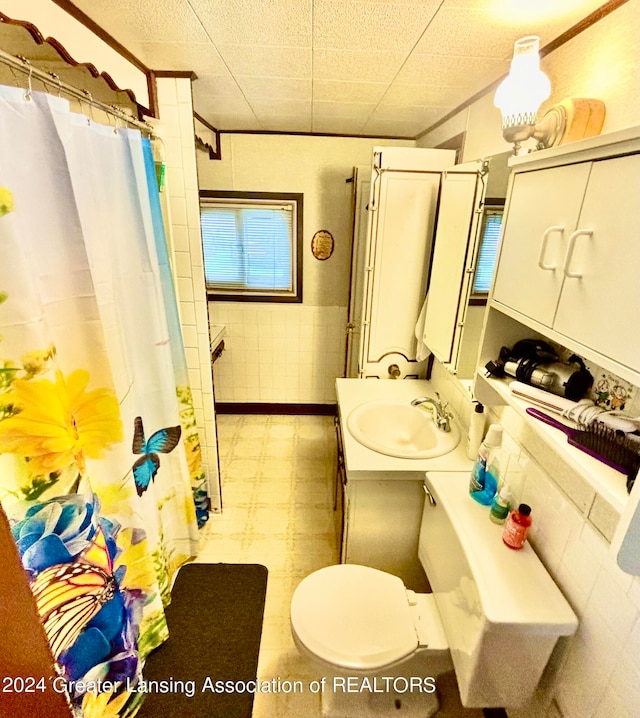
137,562,268,718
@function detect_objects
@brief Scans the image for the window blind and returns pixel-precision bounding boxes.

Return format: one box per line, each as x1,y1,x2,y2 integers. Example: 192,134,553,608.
201,200,295,294
472,208,504,294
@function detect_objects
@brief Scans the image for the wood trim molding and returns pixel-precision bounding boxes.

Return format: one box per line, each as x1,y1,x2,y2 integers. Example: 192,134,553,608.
0,10,154,118
215,402,337,416
416,0,631,140
194,111,221,159
153,70,198,80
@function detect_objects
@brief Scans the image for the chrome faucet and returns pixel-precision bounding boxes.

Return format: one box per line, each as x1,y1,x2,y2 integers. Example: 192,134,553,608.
411,393,453,432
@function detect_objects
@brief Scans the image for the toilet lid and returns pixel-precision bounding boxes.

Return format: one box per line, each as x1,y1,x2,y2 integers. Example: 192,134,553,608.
291,564,418,670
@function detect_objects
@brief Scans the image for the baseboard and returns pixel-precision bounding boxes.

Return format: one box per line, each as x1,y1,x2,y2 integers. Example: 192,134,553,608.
215,402,337,416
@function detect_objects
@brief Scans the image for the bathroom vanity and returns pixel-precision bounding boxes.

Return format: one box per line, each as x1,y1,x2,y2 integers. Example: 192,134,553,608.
335,378,472,591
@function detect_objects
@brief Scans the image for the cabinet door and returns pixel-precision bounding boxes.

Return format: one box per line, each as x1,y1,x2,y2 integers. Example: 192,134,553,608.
423,164,484,366
364,169,441,364
492,163,591,326
553,154,640,373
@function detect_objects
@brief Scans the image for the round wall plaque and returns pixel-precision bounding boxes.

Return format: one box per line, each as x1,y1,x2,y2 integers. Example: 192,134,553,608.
311,230,334,260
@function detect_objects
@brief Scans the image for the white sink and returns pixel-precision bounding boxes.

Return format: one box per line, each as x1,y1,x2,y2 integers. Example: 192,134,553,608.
346,399,460,459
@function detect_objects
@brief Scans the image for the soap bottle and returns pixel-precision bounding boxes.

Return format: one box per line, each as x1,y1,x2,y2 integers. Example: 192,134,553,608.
502,503,532,549
489,486,511,524
469,424,502,505
466,402,485,460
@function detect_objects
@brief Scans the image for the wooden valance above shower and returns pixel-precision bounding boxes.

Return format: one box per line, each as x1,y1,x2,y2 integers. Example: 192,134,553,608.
0,10,153,120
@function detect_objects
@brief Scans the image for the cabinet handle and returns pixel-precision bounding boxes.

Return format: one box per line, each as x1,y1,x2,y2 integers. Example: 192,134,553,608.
538,225,564,270
423,484,437,507
563,229,593,278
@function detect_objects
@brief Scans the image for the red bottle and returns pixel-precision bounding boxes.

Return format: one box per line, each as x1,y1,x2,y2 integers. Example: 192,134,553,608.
502,504,532,550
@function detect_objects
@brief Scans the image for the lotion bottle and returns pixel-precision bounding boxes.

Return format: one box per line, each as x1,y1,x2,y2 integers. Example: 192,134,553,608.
467,403,485,460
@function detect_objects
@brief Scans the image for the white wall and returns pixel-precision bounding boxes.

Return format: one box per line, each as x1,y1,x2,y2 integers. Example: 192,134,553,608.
197,134,414,404
154,77,220,511
420,4,640,715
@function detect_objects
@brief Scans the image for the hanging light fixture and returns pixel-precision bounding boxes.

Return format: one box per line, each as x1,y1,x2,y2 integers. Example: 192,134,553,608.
494,36,551,153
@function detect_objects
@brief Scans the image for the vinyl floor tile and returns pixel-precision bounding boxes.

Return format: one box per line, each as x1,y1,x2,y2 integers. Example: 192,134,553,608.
197,414,482,717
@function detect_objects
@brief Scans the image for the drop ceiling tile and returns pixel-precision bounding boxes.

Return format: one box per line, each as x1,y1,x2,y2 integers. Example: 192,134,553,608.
217,45,312,79
443,0,609,30
412,8,528,58
311,116,369,135
382,82,466,107
187,0,312,47
313,49,407,83
313,80,389,104
250,99,312,117
202,112,261,131
371,103,452,125
258,115,313,132
312,101,377,121
193,75,246,100
77,0,210,46
395,52,501,89
360,116,429,138
235,77,312,102
137,42,228,73
313,0,441,52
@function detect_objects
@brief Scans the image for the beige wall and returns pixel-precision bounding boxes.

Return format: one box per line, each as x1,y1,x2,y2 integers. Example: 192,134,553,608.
198,134,415,403
418,0,640,159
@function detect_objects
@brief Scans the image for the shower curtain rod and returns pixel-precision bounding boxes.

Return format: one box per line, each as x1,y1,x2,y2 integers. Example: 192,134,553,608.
0,48,155,136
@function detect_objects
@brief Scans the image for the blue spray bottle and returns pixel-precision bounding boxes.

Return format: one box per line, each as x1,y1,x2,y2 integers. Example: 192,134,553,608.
469,424,502,505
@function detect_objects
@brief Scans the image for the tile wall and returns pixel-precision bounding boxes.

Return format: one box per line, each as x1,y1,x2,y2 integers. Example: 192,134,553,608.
429,362,640,718
209,302,347,404
154,77,220,510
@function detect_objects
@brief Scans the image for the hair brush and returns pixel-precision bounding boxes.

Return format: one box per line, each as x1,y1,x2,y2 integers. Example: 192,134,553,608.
526,408,640,493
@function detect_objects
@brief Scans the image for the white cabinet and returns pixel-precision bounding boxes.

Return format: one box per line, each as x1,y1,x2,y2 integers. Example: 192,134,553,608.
351,147,455,379
342,479,429,592
477,126,640,575
553,154,640,372
492,140,640,384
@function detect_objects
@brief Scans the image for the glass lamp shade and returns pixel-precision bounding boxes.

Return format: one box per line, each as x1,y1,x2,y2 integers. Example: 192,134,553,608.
495,36,551,146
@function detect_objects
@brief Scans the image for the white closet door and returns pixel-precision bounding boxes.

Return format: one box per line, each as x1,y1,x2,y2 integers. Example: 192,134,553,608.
423,165,482,365
365,169,441,363
553,154,640,374
492,163,591,327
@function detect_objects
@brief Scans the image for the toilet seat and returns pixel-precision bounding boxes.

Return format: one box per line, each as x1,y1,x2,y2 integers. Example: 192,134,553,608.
290,564,418,670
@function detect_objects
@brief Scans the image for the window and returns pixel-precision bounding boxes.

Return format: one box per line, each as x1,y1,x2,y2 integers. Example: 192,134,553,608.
472,205,504,296
200,191,303,302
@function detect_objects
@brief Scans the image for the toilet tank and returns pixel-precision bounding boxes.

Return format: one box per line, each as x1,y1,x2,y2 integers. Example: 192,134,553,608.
419,472,577,708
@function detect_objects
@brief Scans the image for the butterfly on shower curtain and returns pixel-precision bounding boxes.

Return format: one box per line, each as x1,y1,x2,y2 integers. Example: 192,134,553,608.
31,526,117,660
131,415,182,496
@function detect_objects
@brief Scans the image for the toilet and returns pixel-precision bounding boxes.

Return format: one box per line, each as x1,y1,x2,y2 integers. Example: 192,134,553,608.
291,472,578,717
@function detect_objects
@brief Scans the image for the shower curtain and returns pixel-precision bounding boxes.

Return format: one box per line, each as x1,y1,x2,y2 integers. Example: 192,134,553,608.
0,85,209,716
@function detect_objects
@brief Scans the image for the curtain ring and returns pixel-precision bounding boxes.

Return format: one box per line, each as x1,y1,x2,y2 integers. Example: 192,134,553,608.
19,56,33,102
50,72,62,98
82,90,94,125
